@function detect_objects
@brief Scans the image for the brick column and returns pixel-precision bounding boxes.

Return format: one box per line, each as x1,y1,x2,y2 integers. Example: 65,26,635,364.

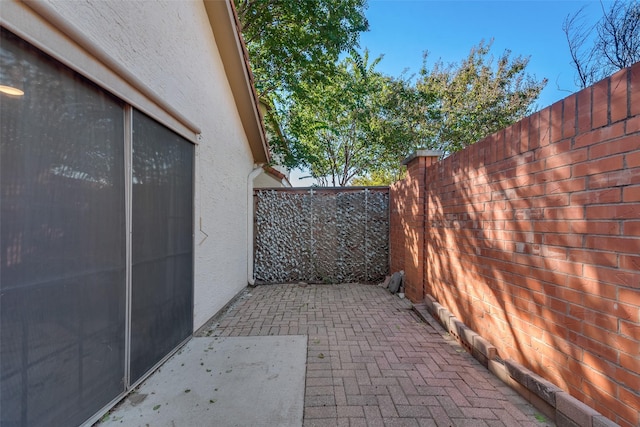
390,150,441,302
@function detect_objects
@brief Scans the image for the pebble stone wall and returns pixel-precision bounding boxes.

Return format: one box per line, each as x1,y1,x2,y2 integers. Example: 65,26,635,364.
254,188,389,284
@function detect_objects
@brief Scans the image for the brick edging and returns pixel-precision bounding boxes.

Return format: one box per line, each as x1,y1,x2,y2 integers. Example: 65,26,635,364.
413,295,621,427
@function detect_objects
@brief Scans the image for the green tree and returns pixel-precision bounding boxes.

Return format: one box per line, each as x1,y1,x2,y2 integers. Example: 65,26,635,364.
235,0,368,99
349,74,435,186
285,50,411,186
351,169,406,186
235,0,546,183
283,42,546,186
234,0,369,166
416,40,547,153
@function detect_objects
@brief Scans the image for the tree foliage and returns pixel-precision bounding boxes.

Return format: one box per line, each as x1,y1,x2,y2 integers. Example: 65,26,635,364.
415,40,547,153
234,0,369,169
279,42,545,186
563,0,640,88
284,50,414,186
235,1,546,185
234,0,368,99
351,169,406,186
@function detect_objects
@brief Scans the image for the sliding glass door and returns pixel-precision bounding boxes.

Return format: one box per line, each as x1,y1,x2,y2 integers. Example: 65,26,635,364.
1,28,194,427
0,28,127,427
130,110,194,383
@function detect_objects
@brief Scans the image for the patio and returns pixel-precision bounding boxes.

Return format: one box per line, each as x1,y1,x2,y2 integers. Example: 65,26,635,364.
197,283,554,427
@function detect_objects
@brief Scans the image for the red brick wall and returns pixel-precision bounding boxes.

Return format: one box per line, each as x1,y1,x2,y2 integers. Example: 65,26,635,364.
390,63,640,427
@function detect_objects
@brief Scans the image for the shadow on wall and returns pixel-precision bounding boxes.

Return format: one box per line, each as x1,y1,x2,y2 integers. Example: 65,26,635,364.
390,159,428,301
394,63,639,427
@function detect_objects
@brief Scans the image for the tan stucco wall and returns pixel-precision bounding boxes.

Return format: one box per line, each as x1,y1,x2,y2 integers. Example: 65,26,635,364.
254,171,287,188
2,0,258,330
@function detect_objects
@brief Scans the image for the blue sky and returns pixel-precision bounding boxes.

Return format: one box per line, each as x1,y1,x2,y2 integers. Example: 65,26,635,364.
359,0,608,108
291,0,610,186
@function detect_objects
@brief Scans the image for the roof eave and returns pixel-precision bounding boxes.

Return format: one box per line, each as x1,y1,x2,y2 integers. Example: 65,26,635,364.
203,0,270,163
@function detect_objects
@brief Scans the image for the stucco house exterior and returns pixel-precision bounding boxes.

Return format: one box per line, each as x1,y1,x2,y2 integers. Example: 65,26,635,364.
254,164,292,188
0,1,272,425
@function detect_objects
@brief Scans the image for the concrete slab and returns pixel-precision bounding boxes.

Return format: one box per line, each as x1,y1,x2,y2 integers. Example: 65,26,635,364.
99,336,307,427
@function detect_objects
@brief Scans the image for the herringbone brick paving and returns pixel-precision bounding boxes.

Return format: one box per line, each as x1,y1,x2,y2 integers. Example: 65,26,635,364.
198,284,554,427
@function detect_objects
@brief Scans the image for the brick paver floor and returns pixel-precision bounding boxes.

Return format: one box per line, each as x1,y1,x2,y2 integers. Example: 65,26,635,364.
198,283,554,427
